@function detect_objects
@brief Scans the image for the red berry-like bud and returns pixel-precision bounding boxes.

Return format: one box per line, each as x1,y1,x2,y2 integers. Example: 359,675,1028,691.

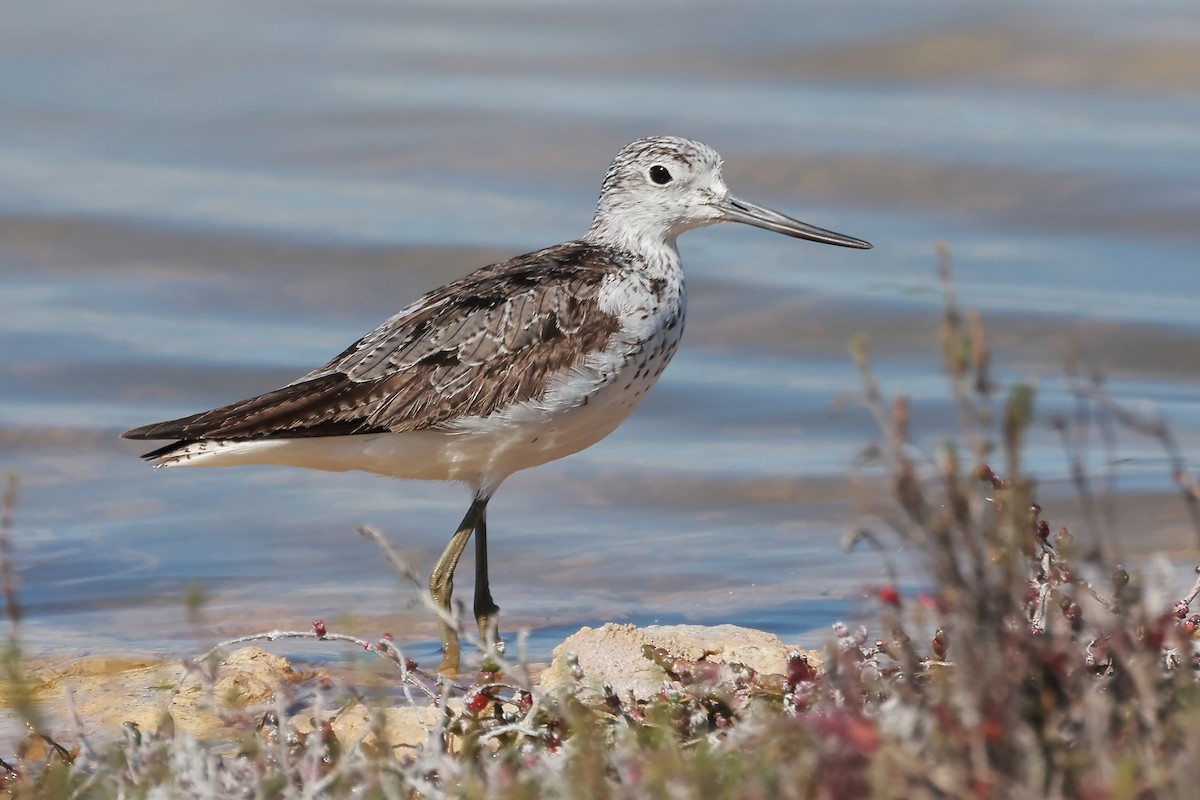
1036,520,1050,540
381,632,394,641
312,619,327,638
464,692,489,715
404,657,418,671
786,652,817,686
1174,601,1189,620
1183,619,1198,636
1146,614,1172,650
876,586,901,607
1063,603,1082,621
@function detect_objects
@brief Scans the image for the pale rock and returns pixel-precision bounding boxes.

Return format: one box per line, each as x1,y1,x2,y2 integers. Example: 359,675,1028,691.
539,623,816,701
22,646,312,741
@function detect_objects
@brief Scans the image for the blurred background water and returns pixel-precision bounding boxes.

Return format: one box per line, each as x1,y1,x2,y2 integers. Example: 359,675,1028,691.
2,0,1199,665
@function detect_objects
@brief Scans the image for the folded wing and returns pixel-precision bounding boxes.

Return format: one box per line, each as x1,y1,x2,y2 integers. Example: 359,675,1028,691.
123,242,623,455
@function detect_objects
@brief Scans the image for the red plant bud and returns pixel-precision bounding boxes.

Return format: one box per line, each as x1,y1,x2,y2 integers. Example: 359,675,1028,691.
312,619,327,639
1174,601,1190,620
1146,614,1172,650
787,653,817,686
876,586,901,607
464,692,490,715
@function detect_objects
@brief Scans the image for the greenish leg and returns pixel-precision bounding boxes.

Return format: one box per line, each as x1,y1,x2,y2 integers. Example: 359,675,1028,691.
430,496,488,676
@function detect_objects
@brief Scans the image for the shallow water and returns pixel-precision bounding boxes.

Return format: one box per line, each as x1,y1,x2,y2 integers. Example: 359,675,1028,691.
3,0,1200,667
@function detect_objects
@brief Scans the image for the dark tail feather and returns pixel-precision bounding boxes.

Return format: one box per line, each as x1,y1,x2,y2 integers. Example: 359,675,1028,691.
123,409,212,442
121,374,389,454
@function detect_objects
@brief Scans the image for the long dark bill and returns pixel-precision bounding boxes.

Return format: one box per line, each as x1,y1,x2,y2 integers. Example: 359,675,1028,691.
717,196,872,249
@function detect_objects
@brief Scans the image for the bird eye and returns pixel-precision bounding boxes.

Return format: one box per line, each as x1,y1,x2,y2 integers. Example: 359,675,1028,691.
649,165,672,185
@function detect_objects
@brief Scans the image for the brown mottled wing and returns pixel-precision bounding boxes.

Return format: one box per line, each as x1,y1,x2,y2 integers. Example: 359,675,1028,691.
123,242,622,450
